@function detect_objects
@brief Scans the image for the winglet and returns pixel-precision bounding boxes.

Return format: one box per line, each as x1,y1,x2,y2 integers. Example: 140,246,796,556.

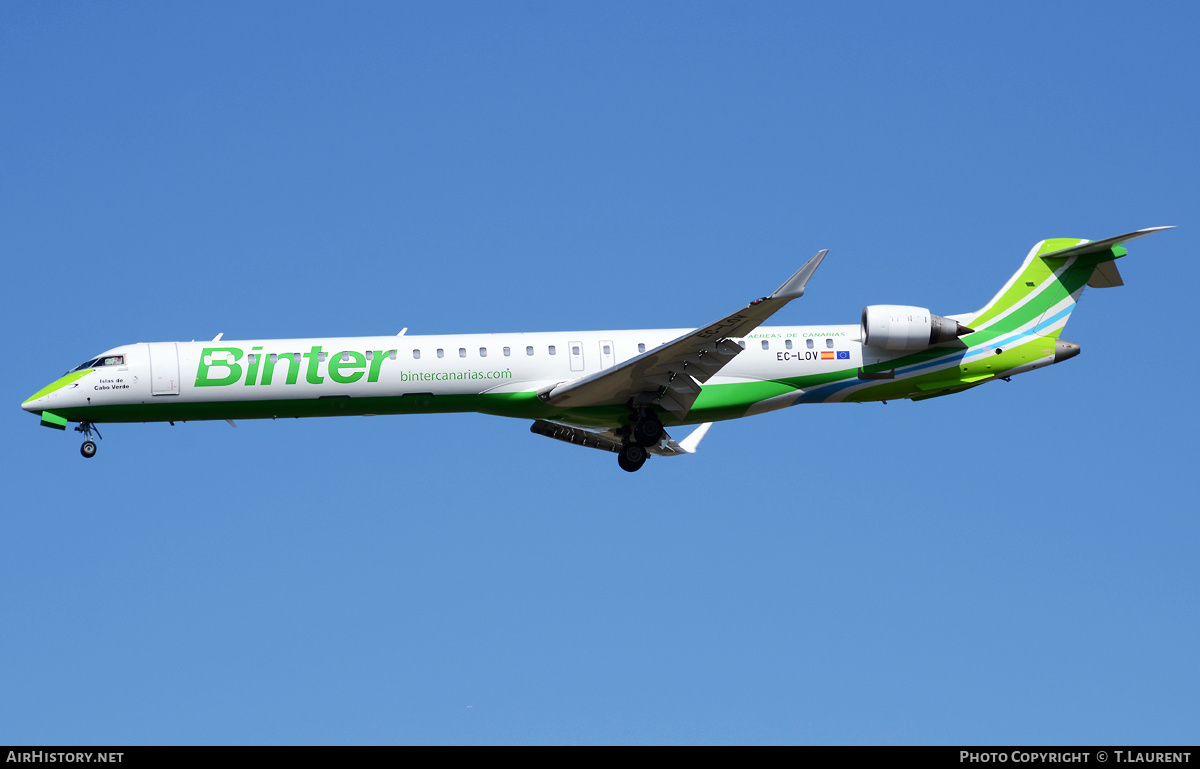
677,422,712,454
770,249,828,300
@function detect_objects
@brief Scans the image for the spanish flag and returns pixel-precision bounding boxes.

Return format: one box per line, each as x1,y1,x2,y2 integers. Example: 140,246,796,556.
820,351,836,360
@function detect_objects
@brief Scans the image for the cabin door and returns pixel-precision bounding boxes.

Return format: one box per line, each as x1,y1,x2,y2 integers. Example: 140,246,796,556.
599,340,615,369
147,342,180,396
568,341,585,372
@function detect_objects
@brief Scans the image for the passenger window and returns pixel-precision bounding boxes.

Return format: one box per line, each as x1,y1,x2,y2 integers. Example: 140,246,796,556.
785,340,793,350
826,338,834,348
413,349,421,360
638,343,646,353
437,348,445,359
806,339,814,349
548,345,556,355
526,346,534,356
737,340,746,349
603,345,611,355
341,352,350,362
503,347,511,357
459,348,466,358
761,340,769,350
479,347,487,357
389,350,397,360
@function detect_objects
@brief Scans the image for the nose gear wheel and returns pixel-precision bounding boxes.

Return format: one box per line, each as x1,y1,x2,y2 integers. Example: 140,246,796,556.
75,421,102,458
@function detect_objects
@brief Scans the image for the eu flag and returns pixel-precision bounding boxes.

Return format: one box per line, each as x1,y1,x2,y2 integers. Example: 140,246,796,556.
836,350,850,360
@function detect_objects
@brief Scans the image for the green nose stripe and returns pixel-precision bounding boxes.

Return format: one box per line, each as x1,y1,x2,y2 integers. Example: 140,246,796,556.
23,369,94,404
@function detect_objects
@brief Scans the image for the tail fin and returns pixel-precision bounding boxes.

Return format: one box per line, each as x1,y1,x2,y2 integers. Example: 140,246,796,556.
957,227,1172,341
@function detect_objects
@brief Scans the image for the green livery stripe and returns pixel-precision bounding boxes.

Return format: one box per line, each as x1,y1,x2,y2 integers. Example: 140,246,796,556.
46,392,548,424
915,374,992,391
42,378,817,432
970,253,1060,328
972,257,1093,342
969,238,1088,329
23,369,93,405
1036,238,1087,257
685,379,802,422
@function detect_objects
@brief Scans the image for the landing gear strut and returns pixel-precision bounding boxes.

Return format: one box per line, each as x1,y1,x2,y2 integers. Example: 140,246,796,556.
75,421,102,459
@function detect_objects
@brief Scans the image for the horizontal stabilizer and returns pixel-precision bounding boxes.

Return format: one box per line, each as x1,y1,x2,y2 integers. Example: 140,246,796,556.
1039,226,1173,262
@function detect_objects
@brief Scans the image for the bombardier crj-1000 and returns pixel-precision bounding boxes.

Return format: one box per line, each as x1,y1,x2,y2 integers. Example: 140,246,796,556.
22,227,1170,471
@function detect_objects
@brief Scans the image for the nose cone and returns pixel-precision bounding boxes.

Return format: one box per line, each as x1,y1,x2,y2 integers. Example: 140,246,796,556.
22,369,93,413
1054,339,1081,363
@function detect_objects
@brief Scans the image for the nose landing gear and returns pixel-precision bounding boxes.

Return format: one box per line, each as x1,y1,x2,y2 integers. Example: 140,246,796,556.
75,421,102,458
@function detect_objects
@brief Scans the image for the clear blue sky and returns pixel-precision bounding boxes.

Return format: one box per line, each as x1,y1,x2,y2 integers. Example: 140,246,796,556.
2,2,1197,745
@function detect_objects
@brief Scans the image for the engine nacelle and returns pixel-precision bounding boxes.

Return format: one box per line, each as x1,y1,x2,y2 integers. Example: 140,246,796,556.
861,305,973,351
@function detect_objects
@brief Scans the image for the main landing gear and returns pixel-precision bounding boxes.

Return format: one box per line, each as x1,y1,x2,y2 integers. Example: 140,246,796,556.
617,409,663,473
618,443,647,473
75,421,102,459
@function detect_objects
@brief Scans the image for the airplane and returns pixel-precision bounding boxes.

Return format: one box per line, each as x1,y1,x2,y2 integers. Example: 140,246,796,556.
21,227,1170,472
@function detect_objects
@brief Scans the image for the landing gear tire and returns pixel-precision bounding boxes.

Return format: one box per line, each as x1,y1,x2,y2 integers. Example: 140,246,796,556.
618,443,647,473
75,421,102,457
632,415,663,447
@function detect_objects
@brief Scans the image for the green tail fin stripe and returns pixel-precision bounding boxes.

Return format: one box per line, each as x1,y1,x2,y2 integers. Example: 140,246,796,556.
968,238,1086,329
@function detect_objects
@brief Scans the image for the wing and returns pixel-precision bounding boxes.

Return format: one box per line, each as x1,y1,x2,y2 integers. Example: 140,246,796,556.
531,419,713,457
536,250,828,418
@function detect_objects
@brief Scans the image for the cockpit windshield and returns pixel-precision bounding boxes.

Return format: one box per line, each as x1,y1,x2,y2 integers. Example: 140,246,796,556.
70,358,99,373
68,355,124,374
